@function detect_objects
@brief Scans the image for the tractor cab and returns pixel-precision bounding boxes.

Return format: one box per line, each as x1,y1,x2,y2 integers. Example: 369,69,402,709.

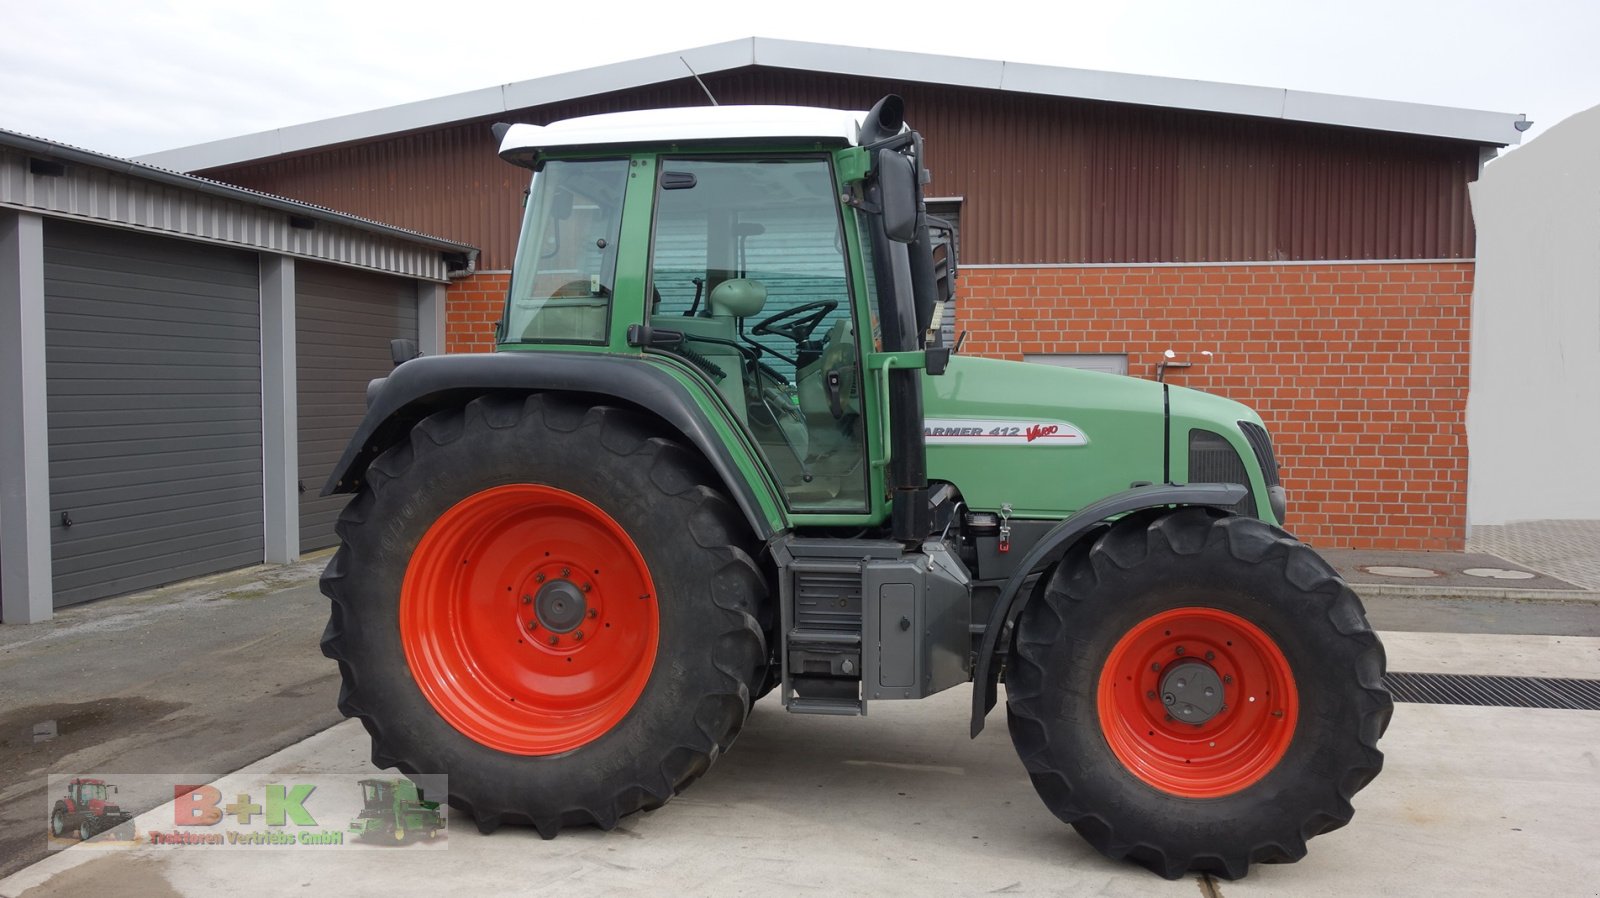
69,779,111,805
499,116,916,514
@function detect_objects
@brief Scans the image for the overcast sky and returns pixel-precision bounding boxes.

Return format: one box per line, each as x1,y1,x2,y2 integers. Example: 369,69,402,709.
3,0,1597,160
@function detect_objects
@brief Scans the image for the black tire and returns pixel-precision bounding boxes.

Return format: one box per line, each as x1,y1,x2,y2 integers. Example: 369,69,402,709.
50,806,66,838
320,394,768,837
1006,507,1391,880
78,820,92,842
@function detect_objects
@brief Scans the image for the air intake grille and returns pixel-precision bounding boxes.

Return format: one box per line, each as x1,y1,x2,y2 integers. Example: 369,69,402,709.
1188,429,1254,516
794,569,862,632
1238,422,1281,488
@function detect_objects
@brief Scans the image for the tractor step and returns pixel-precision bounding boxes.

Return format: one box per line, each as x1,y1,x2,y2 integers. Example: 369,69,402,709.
786,696,867,716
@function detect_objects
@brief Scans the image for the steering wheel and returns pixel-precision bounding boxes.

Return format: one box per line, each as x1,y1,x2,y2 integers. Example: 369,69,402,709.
751,300,838,345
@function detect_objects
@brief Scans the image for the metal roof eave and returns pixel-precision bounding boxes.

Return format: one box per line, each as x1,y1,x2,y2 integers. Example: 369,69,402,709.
136,37,1528,173
3,128,477,260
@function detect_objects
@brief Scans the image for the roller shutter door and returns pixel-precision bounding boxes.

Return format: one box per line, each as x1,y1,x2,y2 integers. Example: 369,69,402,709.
44,221,263,607
296,262,418,552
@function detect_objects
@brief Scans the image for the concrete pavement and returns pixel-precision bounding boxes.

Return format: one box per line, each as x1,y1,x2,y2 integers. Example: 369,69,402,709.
2,630,1597,898
0,556,341,881
2,526,1597,896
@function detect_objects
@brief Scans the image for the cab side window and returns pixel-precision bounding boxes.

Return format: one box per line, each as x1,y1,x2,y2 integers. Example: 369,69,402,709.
648,157,867,512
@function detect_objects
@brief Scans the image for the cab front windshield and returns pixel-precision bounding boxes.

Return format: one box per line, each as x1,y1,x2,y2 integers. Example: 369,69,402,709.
504,158,629,344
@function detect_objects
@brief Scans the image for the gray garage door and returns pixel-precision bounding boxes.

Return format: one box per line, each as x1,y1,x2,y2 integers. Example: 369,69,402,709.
44,221,264,607
297,262,418,552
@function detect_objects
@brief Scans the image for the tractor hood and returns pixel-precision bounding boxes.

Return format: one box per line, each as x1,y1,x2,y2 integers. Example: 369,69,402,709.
920,355,1261,519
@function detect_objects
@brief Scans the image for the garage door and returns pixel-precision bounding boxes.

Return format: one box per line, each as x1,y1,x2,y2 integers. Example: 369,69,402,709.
44,221,264,607
297,262,418,552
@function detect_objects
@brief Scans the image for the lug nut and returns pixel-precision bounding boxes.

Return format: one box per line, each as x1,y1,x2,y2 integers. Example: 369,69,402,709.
561,567,570,577
587,609,598,619
1175,646,1185,656
573,630,585,641
1205,651,1215,661
527,621,537,631
535,573,545,583
1223,675,1233,684
581,583,591,593
1150,663,1160,672
548,635,560,646
1146,690,1157,700
521,594,532,605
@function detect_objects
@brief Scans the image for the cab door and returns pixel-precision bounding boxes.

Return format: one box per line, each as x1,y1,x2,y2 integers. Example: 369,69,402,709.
645,155,872,514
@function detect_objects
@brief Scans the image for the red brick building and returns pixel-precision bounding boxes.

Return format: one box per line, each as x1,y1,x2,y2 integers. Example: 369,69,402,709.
141,39,1525,550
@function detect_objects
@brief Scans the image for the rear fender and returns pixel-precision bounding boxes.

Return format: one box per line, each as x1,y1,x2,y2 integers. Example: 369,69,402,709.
968,482,1248,737
321,352,785,540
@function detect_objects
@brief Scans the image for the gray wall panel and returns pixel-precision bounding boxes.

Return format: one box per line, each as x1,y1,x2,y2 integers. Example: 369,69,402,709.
296,262,417,552
44,220,264,607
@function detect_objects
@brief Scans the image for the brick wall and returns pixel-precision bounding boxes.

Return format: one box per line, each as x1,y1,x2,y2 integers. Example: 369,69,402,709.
445,271,509,353
441,263,1471,550
955,263,1473,551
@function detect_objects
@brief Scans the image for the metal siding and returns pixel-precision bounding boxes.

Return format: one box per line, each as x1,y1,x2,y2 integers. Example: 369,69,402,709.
43,220,264,606
0,147,453,280
198,69,1481,270
296,262,418,551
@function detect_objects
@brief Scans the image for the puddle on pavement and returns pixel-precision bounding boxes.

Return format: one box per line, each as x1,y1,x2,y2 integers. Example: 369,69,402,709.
0,698,186,779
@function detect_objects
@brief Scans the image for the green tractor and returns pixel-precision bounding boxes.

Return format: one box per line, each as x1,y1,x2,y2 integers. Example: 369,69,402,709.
319,96,1391,879
350,778,444,843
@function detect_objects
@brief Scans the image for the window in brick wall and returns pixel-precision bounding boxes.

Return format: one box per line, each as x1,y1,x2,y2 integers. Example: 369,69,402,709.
1024,353,1129,376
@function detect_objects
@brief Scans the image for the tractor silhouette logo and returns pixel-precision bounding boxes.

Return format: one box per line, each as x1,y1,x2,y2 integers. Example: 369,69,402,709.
50,778,135,842
348,778,444,844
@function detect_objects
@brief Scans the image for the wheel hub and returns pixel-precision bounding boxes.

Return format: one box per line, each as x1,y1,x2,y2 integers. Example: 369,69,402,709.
400,483,659,756
534,580,587,633
1160,660,1225,724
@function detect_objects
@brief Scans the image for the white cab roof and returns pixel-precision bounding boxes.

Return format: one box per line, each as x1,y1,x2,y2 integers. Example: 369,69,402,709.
499,105,869,158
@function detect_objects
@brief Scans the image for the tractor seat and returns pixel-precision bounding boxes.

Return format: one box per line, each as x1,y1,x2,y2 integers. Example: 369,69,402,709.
706,278,767,318
650,279,767,418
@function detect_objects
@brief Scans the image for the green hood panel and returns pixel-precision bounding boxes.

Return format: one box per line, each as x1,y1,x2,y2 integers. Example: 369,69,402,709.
921,357,1270,520
921,356,1167,518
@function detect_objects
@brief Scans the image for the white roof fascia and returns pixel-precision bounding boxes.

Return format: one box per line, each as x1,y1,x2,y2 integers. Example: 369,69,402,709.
137,36,1525,172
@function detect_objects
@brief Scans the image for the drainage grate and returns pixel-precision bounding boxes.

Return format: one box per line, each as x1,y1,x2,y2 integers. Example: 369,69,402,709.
1384,673,1600,711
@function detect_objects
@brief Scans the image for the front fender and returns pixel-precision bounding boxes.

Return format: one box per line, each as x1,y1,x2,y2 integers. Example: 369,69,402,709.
321,351,787,540
968,482,1248,737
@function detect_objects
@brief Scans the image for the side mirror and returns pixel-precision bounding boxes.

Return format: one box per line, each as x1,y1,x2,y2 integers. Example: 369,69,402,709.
875,149,918,243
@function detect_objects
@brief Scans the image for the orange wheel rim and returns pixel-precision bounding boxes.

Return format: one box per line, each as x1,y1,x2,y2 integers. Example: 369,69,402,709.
1097,606,1298,798
401,484,658,755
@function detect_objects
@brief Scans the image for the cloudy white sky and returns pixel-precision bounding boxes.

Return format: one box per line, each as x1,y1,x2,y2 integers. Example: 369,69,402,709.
3,0,1597,159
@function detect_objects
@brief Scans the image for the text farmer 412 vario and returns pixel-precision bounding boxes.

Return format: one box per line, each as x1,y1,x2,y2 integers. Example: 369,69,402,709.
318,96,1392,880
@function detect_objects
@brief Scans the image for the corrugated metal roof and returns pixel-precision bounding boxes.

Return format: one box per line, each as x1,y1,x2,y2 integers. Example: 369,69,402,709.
137,37,1527,173
1,128,477,281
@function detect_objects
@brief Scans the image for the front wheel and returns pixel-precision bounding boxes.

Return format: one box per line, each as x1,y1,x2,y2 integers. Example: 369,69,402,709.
1005,508,1391,880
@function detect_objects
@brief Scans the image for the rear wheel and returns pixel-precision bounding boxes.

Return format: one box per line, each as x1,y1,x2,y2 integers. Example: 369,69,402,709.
1006,508,1391,880
321,394,769,836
